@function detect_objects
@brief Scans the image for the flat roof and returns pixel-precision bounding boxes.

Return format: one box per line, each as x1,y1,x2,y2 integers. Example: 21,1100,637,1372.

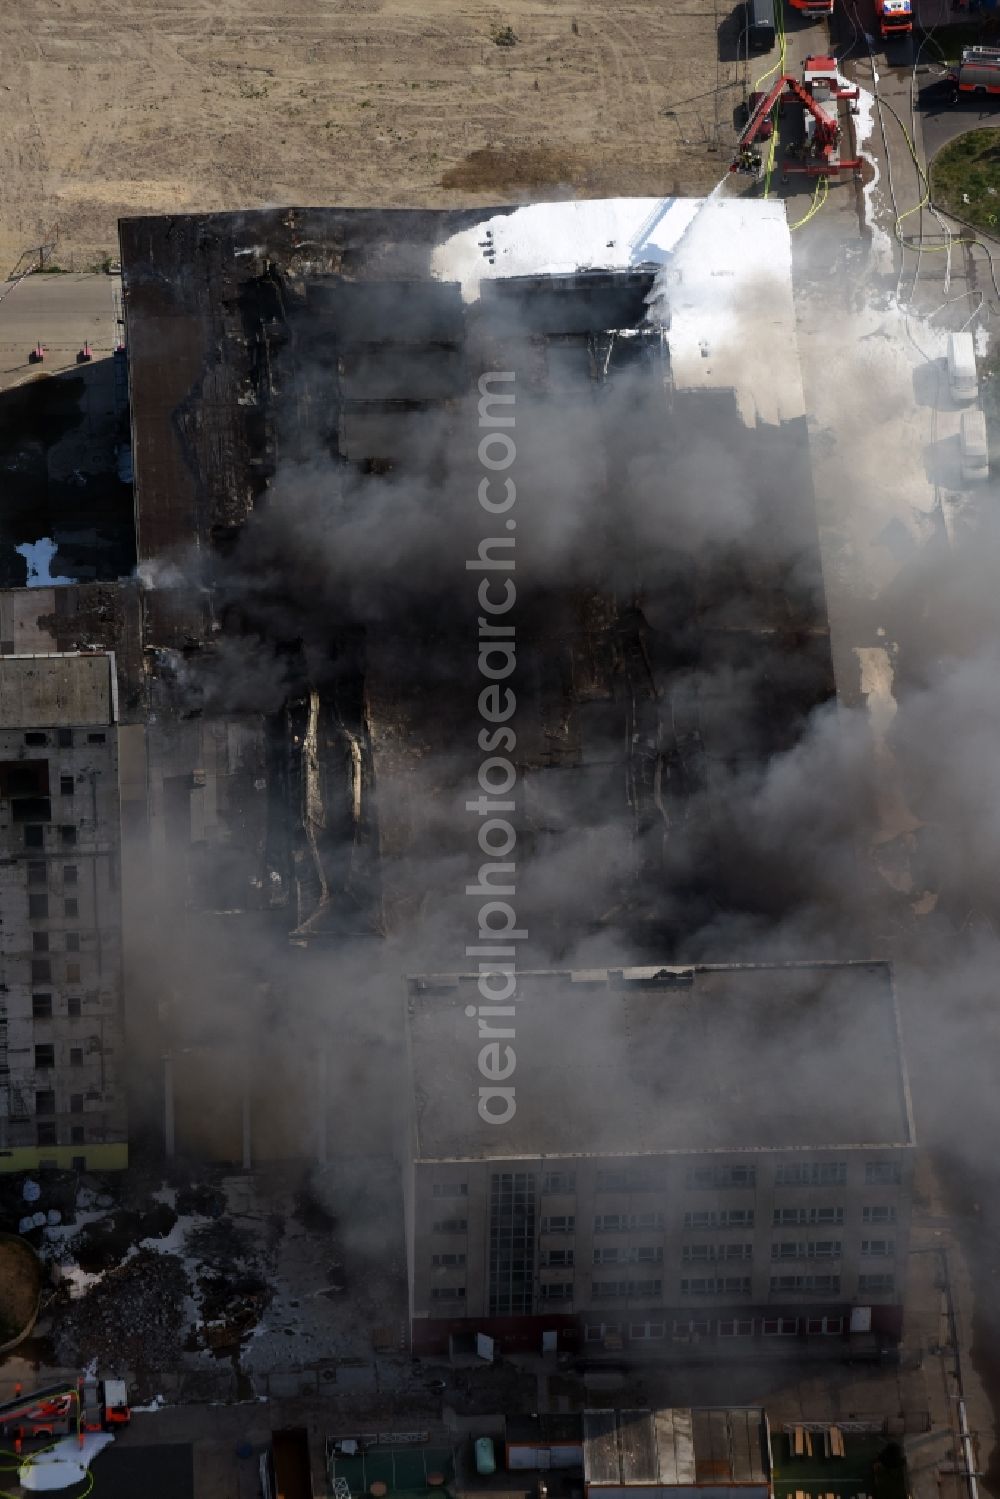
582,1409,767,1489
0,653,115,727
407,963,914,1160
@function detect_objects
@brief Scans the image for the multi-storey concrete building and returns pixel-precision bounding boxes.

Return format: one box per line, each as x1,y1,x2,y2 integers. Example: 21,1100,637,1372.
0,653,127,1170
404,963,914,1356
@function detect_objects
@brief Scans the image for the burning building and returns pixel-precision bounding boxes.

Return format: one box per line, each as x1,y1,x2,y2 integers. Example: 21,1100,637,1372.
403,962,914,1357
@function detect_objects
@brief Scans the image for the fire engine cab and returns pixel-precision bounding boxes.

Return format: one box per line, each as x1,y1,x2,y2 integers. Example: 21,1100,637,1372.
876,0,913,37
787,0,834,16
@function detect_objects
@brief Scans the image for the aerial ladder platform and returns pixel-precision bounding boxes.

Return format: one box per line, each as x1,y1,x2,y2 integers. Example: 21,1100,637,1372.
731,56,862,178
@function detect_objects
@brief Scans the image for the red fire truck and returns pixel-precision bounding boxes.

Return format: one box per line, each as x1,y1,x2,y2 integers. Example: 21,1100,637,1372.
787,0,834,17
876,0,913,37
0,1377,130,1450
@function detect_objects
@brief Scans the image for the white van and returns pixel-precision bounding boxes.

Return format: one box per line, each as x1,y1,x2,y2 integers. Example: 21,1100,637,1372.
960,408,989,483
947,331,978,404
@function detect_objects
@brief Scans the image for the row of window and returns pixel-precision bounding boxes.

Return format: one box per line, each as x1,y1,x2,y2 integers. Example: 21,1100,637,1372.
29,961,83,984
35,1123,88,1146
33,1044,89,1070
584,1315,845,1342
33,994,83,1020
431,1162,903,1200
540,1240,894,1268
28,895,81,920
22,731,105,748
34,1091,87,1115
24,826,78,848
433,1205,898,1236
28,863,79,887
427,1273,895,1307
27,932,82,952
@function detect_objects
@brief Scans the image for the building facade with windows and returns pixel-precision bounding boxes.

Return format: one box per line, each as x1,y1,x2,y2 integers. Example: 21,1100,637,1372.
0,654,127,1170
404,963,914,1355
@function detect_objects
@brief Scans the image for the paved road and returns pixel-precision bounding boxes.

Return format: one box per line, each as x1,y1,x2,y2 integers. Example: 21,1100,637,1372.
0,273,122,390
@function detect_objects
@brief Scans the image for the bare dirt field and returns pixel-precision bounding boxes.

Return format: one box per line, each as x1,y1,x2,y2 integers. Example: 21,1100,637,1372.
2,0,746,269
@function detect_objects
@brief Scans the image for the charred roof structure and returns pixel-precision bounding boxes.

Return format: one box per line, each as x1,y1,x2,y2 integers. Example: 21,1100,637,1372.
120,201,838,959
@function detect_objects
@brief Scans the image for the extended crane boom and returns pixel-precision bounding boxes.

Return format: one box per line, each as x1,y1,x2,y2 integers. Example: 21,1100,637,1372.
732,56,861,177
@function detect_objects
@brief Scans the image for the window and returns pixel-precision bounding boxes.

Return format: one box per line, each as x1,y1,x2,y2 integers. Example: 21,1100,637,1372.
769,1275,840,1293
24,732,47,747
632,1245,664,1263
775,1161,847,1187
67,997,82,1019
680,1277,752,1296
773,1206,845,1226
36,1122,57,1146
593,1280,662,1299
27,862,47,885
24,826,44,848
541,1215,575,1234
629,1322,666,1341
861,1239,894,1257
60,826,77,846
673,1319,711,1337
70,1094,84,1114
596,1212,662,1232
806,1316,843,1335
543,1172,576,1194
432,1253,466,1268
66,933,80,953
63,865,78,886
71,1131,85,1148
34,1090,55,1116
683,1244,712,1265
32,960,51,983
594,1247,623,1265
58,729,73,749
718,1318,755,1337
539,1283,573,1300
858,1272,896,1294
595,1214,626,1233
684,1208,755,1230
432,1219,467,1234
585,1322,622,1343
686,1164,756,1189
32,932,49,953
862,1205,896,1224
28,893,49,920
865,1161,902,1186
684,1243,752,1264
489,1172,536,1316
762,1317,799,1336
64,898,78,919
432,1183,468,1198
544,1248,574,1267
430,1287,466,1301
32,994,52,1020
66,963,81,982
34,1044,55,1070
70,1047,83,1067
771,1240,842,1260
60,775,75,796
87,732,106,745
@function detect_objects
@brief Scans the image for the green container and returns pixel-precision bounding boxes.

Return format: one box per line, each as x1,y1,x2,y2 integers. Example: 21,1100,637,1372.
475,1438,496,1476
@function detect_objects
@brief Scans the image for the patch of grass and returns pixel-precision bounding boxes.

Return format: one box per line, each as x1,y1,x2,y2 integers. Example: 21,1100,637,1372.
930,128,1000,233
490,20,518,46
